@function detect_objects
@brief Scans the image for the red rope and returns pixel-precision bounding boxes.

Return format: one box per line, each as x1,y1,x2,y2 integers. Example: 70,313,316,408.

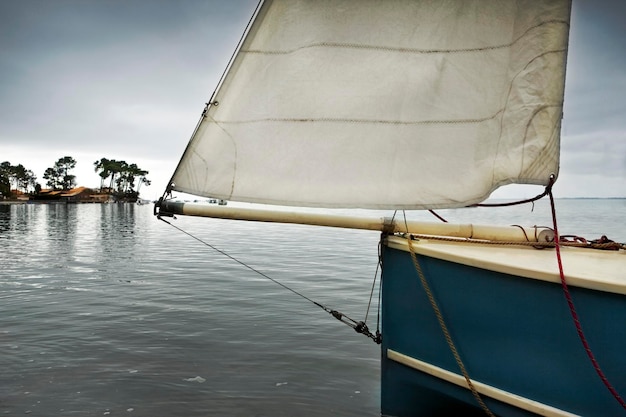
548,190,626,410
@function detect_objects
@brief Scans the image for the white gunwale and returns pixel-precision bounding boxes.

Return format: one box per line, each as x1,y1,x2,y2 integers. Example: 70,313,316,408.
385,236,626,296
386,349,580,417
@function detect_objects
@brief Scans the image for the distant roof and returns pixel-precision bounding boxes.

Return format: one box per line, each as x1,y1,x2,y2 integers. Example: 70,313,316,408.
60,186,92,197
40,190,63,196
39,186,94,197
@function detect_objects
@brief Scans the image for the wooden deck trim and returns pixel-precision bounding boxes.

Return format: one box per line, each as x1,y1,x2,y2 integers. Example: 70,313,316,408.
387,349,580,417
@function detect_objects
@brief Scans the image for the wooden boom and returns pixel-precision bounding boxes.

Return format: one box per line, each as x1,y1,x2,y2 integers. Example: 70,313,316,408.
157,200,554,243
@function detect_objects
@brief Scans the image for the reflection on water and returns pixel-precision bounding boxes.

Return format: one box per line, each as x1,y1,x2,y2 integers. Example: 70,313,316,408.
1,204,146,279
0,203,382,416
0,199,624,416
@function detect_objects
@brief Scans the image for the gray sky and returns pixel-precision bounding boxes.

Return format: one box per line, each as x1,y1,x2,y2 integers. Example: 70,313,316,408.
1,0,624,199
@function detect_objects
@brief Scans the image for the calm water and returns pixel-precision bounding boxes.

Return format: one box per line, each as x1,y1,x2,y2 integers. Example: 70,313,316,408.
1,199,624,416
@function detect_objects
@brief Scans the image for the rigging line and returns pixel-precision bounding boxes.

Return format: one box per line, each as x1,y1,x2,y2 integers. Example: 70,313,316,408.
548,191,626,411
360,242,382,345
402,208,486,409
429,209,448,223
470,178,553,208
157,215,381,343
362,251,380,325
404,213,496,417
207,0,263,107
376,239,383,337
362,237,384,344
363,209,399,328
157,215,326,312
367,210,402,341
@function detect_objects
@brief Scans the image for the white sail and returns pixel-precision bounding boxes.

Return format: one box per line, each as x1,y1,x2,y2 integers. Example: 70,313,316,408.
169,0,571,209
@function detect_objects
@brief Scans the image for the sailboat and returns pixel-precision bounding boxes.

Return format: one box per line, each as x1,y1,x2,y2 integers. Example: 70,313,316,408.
155,0,625,415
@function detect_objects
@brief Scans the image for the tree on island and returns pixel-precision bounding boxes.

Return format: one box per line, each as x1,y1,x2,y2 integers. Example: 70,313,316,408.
1,156,150,201
0,161,38,197
0,162,11,197
43,156,77,190
93,158,150,201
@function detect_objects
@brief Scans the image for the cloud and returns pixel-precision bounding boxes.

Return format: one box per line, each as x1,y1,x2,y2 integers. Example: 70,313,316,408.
0,0,258,196
0,0,624,199
0,0,256,144
0,0,257,196
564,0,626,135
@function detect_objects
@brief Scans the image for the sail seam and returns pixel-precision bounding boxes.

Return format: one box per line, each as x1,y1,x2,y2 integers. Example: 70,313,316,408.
207,110,503,126
241,19,569,55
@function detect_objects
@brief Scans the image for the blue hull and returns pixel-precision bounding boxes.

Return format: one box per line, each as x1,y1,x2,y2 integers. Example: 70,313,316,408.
380,243,626,416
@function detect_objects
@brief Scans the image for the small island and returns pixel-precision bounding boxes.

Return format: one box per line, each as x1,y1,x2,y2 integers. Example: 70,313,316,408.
1,156,150,204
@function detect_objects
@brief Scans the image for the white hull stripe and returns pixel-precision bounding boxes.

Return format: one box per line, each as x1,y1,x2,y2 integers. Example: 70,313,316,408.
387,349,580,417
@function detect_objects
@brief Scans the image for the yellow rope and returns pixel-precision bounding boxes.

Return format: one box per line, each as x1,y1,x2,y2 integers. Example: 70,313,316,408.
402,233,623,250
407,236,496,417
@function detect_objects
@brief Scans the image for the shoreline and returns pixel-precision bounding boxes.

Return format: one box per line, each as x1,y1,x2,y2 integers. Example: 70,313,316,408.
0,200,141,205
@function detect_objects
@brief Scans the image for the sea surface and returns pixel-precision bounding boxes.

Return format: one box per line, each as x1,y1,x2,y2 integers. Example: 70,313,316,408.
1,199,625,416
